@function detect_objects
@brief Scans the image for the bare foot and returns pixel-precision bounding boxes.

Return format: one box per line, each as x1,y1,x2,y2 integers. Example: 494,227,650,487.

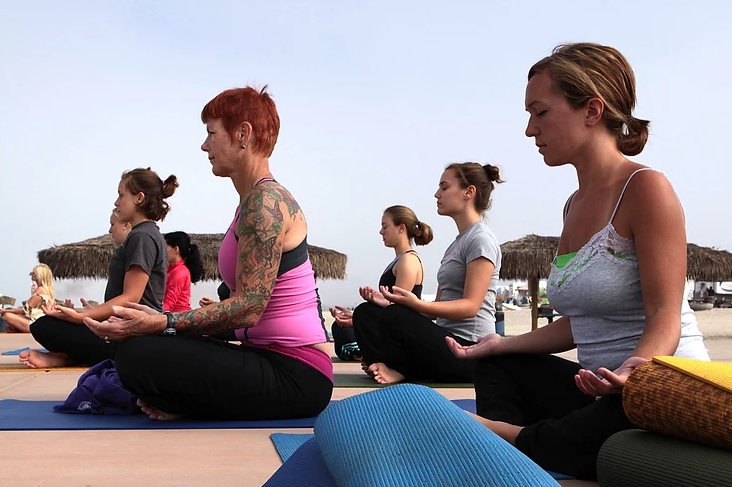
137,399,185,421
361,360,374,376
18,350,71,369
368,362,405,384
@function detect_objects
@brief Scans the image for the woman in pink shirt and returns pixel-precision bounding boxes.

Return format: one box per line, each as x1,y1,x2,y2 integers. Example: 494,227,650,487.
163,231,203,312
84,86,333,421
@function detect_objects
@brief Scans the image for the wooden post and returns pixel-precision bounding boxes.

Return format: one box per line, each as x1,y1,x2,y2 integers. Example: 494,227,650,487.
529,276,539,330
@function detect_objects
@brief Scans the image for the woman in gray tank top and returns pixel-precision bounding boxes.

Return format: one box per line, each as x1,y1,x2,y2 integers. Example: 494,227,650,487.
448,43,709,480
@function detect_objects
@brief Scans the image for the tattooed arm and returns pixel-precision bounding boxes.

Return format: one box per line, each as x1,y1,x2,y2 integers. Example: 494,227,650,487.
173,183,298,335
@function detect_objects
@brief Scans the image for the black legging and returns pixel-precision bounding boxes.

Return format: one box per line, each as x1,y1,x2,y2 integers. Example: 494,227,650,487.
30,317,333,420
353,303,476,382
474,354,633,480
31,316,117,365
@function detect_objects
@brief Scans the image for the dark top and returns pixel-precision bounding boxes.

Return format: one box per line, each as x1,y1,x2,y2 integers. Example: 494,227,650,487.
378,250,423,298
105,221,167,310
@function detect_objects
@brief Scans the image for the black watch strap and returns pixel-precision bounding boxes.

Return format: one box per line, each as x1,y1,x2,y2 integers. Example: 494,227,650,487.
163,311,177,336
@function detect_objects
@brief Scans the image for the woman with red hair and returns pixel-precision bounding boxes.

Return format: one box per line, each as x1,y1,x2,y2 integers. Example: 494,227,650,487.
85,86,333,421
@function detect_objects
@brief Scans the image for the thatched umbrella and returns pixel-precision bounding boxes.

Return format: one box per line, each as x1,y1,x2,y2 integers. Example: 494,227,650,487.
499,235,559,331
686,244,732,282
500,234,732,330
38,234,348,281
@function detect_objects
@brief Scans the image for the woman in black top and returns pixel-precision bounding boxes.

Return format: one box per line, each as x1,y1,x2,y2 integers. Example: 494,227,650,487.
329,205,433,361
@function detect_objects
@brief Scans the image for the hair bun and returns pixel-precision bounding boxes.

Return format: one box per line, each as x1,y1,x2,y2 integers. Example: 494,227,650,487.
483,164,504,184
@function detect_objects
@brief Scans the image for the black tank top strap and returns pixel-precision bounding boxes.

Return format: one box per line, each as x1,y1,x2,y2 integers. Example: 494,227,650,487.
401,250,424,286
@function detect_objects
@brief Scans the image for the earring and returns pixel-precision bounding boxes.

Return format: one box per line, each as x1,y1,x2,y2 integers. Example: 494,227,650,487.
241,144,247,150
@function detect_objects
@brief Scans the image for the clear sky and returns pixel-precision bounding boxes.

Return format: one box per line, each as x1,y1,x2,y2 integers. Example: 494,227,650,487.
1,0,730,308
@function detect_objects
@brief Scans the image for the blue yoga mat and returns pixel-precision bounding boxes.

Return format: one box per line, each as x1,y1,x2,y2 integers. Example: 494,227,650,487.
270,433,572,483
1,347,48,356
269,399,477,462
0,399,322,430
266,385,569,486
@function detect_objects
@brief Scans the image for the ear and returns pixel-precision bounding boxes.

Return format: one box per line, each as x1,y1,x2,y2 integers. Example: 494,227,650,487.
238,122,253,147
464,185,477,199
135,192,146,206
585,97,605,127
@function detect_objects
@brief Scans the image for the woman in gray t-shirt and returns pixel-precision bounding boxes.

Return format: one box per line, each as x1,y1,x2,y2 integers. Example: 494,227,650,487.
20,168,174,370
360,162,503,385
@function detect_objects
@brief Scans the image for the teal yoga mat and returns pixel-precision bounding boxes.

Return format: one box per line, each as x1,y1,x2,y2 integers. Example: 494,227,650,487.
265,386,570,486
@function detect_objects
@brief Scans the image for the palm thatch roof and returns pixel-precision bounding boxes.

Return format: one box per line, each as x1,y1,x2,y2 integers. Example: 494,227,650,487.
686,244,732,281
499,234,732,281
38,234,348,281
499,235,559,280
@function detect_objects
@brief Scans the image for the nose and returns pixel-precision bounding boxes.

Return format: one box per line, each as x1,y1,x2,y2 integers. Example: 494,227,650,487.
525,117,539,138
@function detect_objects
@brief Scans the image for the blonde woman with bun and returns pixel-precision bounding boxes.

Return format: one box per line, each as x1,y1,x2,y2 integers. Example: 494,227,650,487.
0,264,55,333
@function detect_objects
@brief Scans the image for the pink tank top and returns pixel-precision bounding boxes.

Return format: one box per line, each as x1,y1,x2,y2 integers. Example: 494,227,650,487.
219,206,240,292
218,204,332,381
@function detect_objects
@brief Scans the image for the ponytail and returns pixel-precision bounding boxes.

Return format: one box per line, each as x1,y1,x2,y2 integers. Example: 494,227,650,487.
617,116,650,156
164,231,204,283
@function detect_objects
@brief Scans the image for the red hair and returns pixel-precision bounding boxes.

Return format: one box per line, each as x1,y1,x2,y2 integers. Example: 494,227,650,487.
201,86,280,157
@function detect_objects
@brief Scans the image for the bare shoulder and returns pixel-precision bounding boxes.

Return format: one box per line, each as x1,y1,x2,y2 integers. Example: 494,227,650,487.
624,167,680,209
396,251,422,269
622,167,685,232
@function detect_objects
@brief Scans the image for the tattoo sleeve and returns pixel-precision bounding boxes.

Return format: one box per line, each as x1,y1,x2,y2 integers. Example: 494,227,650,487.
173,183,301,335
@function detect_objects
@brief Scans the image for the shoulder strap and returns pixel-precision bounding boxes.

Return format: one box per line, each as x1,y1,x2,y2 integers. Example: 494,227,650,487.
562,191,577,221
398,250,425,285
608,168,656,224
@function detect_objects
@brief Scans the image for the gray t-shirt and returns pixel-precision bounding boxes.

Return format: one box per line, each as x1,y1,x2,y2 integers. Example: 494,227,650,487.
105,221,167,311
436,221,501,342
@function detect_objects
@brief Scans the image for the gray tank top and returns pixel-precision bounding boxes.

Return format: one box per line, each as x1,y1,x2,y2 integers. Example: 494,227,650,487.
546,168,709,372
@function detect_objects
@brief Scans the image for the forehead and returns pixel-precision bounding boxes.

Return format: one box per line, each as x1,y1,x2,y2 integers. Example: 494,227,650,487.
439,169,458,184
205,118,225,129
525,70,558,107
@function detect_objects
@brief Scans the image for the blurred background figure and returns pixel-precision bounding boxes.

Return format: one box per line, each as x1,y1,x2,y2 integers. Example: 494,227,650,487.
0,264,55,333
163,231,204,312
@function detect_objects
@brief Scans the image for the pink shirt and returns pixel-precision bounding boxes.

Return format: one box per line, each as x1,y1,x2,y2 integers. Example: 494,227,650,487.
219,206,332,381
163,260,192,312
219,206,240,292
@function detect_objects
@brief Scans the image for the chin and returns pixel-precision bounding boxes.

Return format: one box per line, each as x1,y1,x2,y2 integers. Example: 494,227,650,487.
541,153,572,168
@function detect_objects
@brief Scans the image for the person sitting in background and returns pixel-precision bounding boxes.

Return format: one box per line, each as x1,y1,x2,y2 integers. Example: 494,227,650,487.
20,168,176,368
0,264,55,333
163,231,204,312
199,282,231,308
64,210,132,311
330,205,432,362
